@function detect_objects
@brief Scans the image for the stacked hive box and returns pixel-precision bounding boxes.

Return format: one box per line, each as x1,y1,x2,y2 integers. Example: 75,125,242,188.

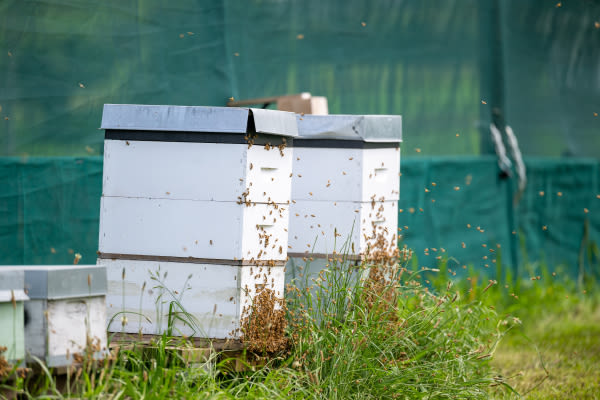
23,265,108,367
0,269,28,366
97,104,297,339
0,265,107,368
287,114,402,275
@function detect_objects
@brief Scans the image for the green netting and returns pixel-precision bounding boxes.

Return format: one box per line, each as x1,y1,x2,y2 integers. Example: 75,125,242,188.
2,1,598,157
399,156,516,272
399,157,600,279
0,157,102,265
1,1,599,273
1,157,598,281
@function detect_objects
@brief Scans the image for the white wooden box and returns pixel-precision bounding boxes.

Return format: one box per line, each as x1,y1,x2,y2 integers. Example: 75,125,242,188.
288,199,398,257
287,114,402,259
99,104,297,264
102,139,293,204
99,258,285,339
99,198,289,262
0,270,29,364
293,114,402,202
4,265,109,367
292,147,400,202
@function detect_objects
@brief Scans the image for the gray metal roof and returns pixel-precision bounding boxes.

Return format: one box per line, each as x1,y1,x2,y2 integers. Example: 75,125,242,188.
296,114,402,142
0,290,28,302
0,265,107,300
0,269,29,302
101,104,298,137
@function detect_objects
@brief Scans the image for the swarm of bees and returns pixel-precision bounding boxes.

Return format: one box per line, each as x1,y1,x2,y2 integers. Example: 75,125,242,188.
233,132,290,350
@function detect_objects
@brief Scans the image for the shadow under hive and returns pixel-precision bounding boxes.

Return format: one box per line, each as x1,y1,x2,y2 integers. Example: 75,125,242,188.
98,104,297,339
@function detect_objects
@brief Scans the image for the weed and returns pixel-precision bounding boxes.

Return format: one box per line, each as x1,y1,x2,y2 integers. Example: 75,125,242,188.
285,245,509,399
5,241,595,398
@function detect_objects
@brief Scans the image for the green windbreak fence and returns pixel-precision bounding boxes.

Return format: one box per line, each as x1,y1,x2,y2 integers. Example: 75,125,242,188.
1,1,599,275
400,157,600,280
2,157,598,281
2,1,599,157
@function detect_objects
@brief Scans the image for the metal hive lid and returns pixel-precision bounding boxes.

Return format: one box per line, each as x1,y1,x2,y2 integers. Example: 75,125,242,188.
0,290,29,302
0,265,107,300
101,104,298,137
296,114,402,142
0,269,25,291
0,269,29,302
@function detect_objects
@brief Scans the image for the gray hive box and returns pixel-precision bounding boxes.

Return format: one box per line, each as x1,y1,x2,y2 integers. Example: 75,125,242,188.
0,270,29,364
288,114,402,269
2,265,109,367
98,104,297,339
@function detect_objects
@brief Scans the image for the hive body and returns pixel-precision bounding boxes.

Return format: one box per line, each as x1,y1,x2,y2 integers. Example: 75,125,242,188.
288,114,402,263
1,265,107,367
99,105,296,339
100,259,284,339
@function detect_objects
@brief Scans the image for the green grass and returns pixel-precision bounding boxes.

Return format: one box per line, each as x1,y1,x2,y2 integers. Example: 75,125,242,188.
423,252,600,399
490,300,600,399
1,252,597,399
284,256,505,399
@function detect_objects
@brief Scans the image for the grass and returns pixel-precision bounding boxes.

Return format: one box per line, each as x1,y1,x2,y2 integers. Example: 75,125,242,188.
423,249,600,399
284,252,505,399
0,248,598,399
491,301,600,399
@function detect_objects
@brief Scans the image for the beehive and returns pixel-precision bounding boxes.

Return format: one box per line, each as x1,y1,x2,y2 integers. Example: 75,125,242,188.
99,104,297,338
288,114,402,262
0,266,107,367
98,259,285,338
0,269,28,365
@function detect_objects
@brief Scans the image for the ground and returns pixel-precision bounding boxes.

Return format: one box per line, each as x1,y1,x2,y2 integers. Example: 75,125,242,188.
491,300,600,399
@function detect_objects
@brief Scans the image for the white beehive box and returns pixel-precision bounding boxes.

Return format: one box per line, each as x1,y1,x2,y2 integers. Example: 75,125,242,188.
4,265,109,367
99,258,284,339
288,114,402,259
99,104,297,264
289,199,398,256
0,269,28,365
99,104,297,339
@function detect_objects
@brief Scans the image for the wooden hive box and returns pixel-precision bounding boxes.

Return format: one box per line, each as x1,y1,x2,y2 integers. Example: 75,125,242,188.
15,265,108,367
99,259,285,339
288,114,402,261
98,105,297,339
